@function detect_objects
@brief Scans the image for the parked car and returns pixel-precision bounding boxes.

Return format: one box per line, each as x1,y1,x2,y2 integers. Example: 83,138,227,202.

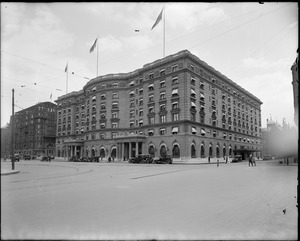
129,155,154,164
153,155,173,164
69,156,80,162
90,156,100,162
263,155,274,160
24,155,31,160
231,155,242,163
41,156,51,162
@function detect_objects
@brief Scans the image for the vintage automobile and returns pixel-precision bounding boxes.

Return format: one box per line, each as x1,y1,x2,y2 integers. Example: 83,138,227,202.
41,156,51,162
231,155,242,163
153,155,173,164
24,155,31,160
69,155,80,162
129,155,154,164
263,155,274,160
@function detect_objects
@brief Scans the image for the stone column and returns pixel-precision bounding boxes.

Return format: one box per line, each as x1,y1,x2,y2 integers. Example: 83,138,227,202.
129,142,132,159
135,142,139,156
121,143,125,161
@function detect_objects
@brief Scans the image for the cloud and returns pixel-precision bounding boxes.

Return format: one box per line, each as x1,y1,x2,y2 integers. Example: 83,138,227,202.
166,3,228,31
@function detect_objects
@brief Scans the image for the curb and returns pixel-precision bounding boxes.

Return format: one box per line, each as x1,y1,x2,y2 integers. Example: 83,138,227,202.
1,170,20,176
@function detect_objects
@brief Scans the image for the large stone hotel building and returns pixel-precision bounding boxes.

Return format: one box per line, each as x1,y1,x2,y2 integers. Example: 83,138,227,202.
55,50,263,161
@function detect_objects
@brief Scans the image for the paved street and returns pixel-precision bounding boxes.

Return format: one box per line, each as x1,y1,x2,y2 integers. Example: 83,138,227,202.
1,159,298,240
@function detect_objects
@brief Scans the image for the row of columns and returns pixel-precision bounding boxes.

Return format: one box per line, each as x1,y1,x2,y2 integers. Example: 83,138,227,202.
116,142,145,161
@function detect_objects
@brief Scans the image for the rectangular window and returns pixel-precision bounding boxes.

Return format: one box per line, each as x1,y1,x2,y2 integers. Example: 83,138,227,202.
160,115,166,123
160,91,166,100
172,77,178,84
160,80,166,88
160,128,166,135
172,65,178,72
173,113,179,121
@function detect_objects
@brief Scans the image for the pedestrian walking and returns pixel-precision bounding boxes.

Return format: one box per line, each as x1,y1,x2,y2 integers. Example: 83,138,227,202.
225,156,228,164
252,156,256,166
208,156,210,163
249,155,253,166
108,156,111,162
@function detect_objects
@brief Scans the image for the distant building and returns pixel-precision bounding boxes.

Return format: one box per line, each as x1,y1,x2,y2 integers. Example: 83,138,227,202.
1,123,12,158
55,50,263,161
261,118,297,158
291,49,298,126
13,102,57,157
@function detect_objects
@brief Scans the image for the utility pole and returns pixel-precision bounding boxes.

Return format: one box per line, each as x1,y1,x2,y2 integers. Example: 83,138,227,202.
11,89,15,170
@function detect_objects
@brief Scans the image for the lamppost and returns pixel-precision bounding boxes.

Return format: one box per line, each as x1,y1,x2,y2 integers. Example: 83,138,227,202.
11,89,15,170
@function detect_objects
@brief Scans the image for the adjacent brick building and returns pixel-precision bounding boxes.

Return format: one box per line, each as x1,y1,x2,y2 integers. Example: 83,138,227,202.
14,102,56,157
55,50,263,161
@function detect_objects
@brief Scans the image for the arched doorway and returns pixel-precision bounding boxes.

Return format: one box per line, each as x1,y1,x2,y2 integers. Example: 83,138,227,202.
148,145,155,157
191,144,196,158
160,145,167,156
229,147,232,157
57,149,61,157
172,144,180,158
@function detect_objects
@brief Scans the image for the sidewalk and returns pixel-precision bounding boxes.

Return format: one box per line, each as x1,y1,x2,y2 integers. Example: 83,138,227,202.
172,157,227,165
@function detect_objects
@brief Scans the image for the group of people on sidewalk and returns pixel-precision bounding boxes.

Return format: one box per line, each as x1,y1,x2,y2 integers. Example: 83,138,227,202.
248,155,256,166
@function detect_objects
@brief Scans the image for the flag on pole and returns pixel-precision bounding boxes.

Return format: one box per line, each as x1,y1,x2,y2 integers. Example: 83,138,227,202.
50,93,52,101
65,62,68,72
151,8,163,30
90,38,98,53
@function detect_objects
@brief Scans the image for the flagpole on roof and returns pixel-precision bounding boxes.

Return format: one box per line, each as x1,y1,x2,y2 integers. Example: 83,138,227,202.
65,61,68,94
97,35,99,77
163,5,165,58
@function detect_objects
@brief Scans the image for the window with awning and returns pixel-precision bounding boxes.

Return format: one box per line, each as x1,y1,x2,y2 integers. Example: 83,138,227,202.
148,84,154,91
200,93,205,99
172,88,178,95
192,127,197,134
172,126,178,134
129,80,134,86
191,89,196,96
92,87,96,91
191,102,196,108
201,129,206,135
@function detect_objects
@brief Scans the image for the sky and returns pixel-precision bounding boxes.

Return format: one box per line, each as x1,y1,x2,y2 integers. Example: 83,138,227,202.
1,2,298,128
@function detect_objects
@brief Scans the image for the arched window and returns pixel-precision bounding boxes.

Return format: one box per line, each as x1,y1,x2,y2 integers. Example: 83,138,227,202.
172,144,180,158
91,148,95,157
223,146,226,157
100,148,105,158
148,145,155,157
209,145,213,157
191,144,196,158
229,148,232,157
111,147,116,158
216,146,220,158
200,144,205,158
160,145,167,156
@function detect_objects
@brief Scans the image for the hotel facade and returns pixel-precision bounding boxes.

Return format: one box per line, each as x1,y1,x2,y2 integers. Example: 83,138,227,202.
55,50,263,161
13,101,57,157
